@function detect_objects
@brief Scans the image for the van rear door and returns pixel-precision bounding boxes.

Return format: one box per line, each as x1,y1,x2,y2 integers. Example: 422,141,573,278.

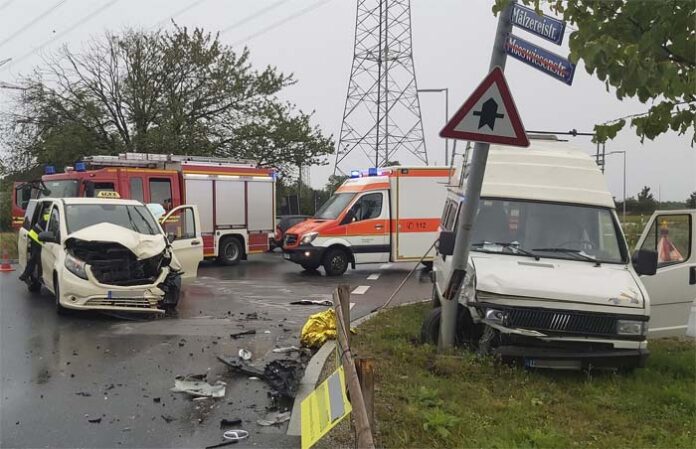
161,205,204,283
635,210,696,337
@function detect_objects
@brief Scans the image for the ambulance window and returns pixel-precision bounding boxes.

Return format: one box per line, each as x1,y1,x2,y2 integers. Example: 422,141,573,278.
150,178,172,210
351,193,383,221
130,178,144,202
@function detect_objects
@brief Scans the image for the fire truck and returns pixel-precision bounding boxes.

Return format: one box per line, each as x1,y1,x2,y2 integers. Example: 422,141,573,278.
12,153,276,265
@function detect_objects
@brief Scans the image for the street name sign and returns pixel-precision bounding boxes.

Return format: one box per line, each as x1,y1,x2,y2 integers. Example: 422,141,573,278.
510,3,565,45
505,34,576,85
440,67,529,147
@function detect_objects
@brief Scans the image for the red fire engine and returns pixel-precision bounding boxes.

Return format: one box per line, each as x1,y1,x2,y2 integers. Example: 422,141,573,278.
12,153,276,265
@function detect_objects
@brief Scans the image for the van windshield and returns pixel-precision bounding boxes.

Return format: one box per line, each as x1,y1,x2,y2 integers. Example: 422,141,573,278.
66,204,161,235
471,199,626,264
314,193,356,220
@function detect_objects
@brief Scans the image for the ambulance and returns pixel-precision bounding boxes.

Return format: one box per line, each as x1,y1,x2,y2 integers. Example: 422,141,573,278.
282,166,453,275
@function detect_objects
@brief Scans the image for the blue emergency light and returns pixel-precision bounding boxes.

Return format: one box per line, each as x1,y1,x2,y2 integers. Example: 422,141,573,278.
44,165,56,175
368,167,378,176
350,170,360,178
75,162,86,172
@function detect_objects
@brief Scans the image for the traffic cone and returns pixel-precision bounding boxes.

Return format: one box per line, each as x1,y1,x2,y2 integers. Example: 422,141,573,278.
0,244,15,273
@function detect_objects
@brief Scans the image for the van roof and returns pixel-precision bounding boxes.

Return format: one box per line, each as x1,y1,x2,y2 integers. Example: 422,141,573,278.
460,140,615,209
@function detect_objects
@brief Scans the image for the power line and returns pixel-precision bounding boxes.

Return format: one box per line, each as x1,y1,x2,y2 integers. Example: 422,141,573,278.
2,0,120,71
220,0,291,36
0,0,14,13
0,0,68,50
230,0,335,46
155,0,211,28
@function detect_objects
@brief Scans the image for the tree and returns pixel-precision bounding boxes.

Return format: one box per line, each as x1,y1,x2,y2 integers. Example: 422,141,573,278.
0,26,333,177
495,1,695,144
687,191,696,209
636,185,657,214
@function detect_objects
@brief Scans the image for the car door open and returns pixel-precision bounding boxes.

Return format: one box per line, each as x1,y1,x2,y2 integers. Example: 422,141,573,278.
161,205,203,283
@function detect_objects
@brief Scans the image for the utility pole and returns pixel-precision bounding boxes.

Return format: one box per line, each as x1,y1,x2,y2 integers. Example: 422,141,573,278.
439,1,515,350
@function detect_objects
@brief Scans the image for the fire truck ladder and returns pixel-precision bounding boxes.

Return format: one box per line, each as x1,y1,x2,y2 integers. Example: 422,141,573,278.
82,153,258,169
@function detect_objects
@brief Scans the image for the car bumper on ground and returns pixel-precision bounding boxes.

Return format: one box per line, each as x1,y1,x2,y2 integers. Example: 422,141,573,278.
282,246,325,266
495,345,650,370
59,267,167,313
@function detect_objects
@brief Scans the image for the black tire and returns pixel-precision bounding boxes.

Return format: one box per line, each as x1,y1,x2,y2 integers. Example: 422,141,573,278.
301,263,320,271
217,237,243,266
323,247,349,276
420,304,473,346
54,275,67,315
431,284,440,308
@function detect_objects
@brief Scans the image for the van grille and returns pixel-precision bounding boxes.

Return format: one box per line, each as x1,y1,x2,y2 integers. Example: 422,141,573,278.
503,307,617,335
85,297,158,309
284,234,298,246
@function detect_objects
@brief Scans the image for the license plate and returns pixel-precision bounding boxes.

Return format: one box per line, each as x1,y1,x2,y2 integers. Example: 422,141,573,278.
283,253,291,260
525,358,581,370
108,290,146,299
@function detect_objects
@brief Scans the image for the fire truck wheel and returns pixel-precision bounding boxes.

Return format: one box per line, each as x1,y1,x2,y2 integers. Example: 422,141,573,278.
323,247,349,276
218,237,243,266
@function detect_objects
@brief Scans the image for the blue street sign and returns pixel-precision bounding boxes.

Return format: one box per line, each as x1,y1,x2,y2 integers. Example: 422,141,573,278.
510,4,565,46
505,34,576,85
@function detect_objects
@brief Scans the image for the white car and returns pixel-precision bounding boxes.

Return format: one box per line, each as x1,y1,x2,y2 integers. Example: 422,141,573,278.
17,197,203,314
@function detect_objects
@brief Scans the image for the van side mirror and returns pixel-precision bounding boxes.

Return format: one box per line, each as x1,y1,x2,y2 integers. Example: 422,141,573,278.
341,210,355,225
632,249,658,276
438,231,456,256
38,231,58,244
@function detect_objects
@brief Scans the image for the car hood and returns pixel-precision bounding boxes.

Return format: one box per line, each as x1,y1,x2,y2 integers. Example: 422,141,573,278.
65,223,167,259
286,218,334,236
472,255,644,308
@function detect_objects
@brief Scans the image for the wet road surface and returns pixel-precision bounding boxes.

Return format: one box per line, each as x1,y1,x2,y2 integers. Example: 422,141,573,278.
1,252,430,448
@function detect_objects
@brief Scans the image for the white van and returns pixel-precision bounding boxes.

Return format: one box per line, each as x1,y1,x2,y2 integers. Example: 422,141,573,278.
428,140,670,370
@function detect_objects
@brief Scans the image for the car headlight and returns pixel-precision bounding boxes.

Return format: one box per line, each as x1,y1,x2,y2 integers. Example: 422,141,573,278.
300,232,319,245
65,253,88,280
459,266,476,303
616,320,646,336
485,308,506,324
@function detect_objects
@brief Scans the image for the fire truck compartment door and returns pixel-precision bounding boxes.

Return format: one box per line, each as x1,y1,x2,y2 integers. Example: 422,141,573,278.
184,179,214,233
161,205,203,283
247,181,274,231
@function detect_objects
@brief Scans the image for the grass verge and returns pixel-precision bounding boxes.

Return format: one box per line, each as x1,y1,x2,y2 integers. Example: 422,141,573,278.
319,303,695,449
0,232,18,259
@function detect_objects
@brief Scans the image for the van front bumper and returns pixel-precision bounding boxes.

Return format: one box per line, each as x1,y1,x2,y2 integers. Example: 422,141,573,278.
495,345,649,369
283,246,325,266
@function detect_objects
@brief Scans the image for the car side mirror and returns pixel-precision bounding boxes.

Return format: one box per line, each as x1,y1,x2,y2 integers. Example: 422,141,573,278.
38,231,58,244
632,249,658,276
167,232,177,243
341,210,355,225
438,231,456,256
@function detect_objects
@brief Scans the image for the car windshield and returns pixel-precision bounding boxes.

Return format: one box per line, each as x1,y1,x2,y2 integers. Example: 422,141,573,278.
314,193,356,220
470,199,626,264
39,180,79,198
65,204,161,235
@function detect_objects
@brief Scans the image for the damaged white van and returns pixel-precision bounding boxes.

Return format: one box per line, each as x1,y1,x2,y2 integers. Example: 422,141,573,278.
17,197,203,314
428,140,660,370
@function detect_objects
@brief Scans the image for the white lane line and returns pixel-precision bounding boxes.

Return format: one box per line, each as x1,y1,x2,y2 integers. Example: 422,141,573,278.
379,263,392,269
367,273,380,280
351,285,370,295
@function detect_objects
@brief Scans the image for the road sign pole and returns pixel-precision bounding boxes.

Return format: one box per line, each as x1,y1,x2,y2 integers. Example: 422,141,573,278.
439,1,514,350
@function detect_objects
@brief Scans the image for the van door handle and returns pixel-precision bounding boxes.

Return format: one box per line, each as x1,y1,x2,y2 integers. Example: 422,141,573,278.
191,240,201,246
690,266,695,285
374,224,384,230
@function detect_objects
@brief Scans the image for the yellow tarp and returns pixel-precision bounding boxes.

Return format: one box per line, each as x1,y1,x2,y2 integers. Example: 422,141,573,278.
300,309,337,348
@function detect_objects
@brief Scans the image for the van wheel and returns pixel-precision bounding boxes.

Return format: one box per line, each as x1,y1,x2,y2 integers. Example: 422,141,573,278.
54,276,67,315
431,285,440,308
420,305,471,346
323,248,349,276
218,237,242,266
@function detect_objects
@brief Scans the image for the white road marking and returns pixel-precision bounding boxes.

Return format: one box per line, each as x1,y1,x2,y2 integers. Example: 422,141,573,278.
379,263,392,269
367,273,380,280
351,285,370,295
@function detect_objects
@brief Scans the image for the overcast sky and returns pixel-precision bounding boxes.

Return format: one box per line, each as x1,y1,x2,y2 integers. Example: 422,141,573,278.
1,0,694,201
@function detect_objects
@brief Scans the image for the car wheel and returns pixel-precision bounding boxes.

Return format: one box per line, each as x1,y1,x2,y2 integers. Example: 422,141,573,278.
217,237,242,266
54,275,67,315
420,305,471,346
323,248,349,276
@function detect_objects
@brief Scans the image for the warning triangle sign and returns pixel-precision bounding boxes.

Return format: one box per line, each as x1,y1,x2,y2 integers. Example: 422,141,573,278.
440,67,529,147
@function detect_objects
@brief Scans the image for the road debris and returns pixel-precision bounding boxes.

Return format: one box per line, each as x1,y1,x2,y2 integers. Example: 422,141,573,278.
171,374,226,398
75,392,92,397
87,417,102,424
272,346,302,354
230,329,256,339
161,414,176,423
204,440,238,449
238,349,252,361
256,411,291,426
290,299,333,306
220,418,242,427
217,356,304,398
300,309,337,348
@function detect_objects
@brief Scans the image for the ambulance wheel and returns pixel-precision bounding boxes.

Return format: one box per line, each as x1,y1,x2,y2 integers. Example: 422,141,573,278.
53,275,67,315
323,248,349,276
218,237,242,266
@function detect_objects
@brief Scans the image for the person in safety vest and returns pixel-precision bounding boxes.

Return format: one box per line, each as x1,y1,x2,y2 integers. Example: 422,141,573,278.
19,210,49,282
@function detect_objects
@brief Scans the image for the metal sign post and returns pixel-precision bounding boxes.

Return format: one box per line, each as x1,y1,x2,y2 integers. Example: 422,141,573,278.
438,1,515,350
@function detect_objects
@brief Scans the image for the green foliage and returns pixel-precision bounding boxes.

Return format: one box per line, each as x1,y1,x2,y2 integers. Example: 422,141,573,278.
0,25,334,177
494,0,695,144
687,192,696,209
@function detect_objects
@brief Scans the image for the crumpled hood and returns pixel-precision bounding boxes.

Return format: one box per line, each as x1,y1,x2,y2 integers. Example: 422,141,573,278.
286,219,334,237
472,255,644,308
65,223,167,260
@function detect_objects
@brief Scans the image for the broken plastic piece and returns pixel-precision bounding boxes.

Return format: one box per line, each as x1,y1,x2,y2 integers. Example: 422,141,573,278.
238,349,252,361
230,329,256,339
171,375,226,398
290,299,333,306
256,411,291,426
217,356,304,398
272,346,302,353
223,429,249,441
220,418,242,427
300,309,337,348
87,417,102,424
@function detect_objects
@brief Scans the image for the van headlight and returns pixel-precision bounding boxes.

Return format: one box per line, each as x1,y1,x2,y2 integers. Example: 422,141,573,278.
65,254,88,280
616,320,646,336
459,266,476,303
485,308,506,324
300,232,319,245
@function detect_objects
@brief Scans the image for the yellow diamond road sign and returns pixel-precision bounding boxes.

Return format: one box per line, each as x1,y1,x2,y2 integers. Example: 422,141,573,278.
301,366,352,449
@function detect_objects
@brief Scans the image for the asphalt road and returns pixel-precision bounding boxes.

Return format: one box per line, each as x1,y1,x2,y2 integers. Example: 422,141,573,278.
0,252,431,448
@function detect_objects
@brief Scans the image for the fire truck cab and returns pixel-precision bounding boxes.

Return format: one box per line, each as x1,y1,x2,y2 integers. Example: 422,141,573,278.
12,153,276,265
282,166,452,275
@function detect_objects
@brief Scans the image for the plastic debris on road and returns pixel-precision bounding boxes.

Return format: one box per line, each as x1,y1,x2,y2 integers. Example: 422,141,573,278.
171,375,226,398
257,411,291,426
217,356,304,398
290,299,333,306
238,348,252,361
300,309,337,348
